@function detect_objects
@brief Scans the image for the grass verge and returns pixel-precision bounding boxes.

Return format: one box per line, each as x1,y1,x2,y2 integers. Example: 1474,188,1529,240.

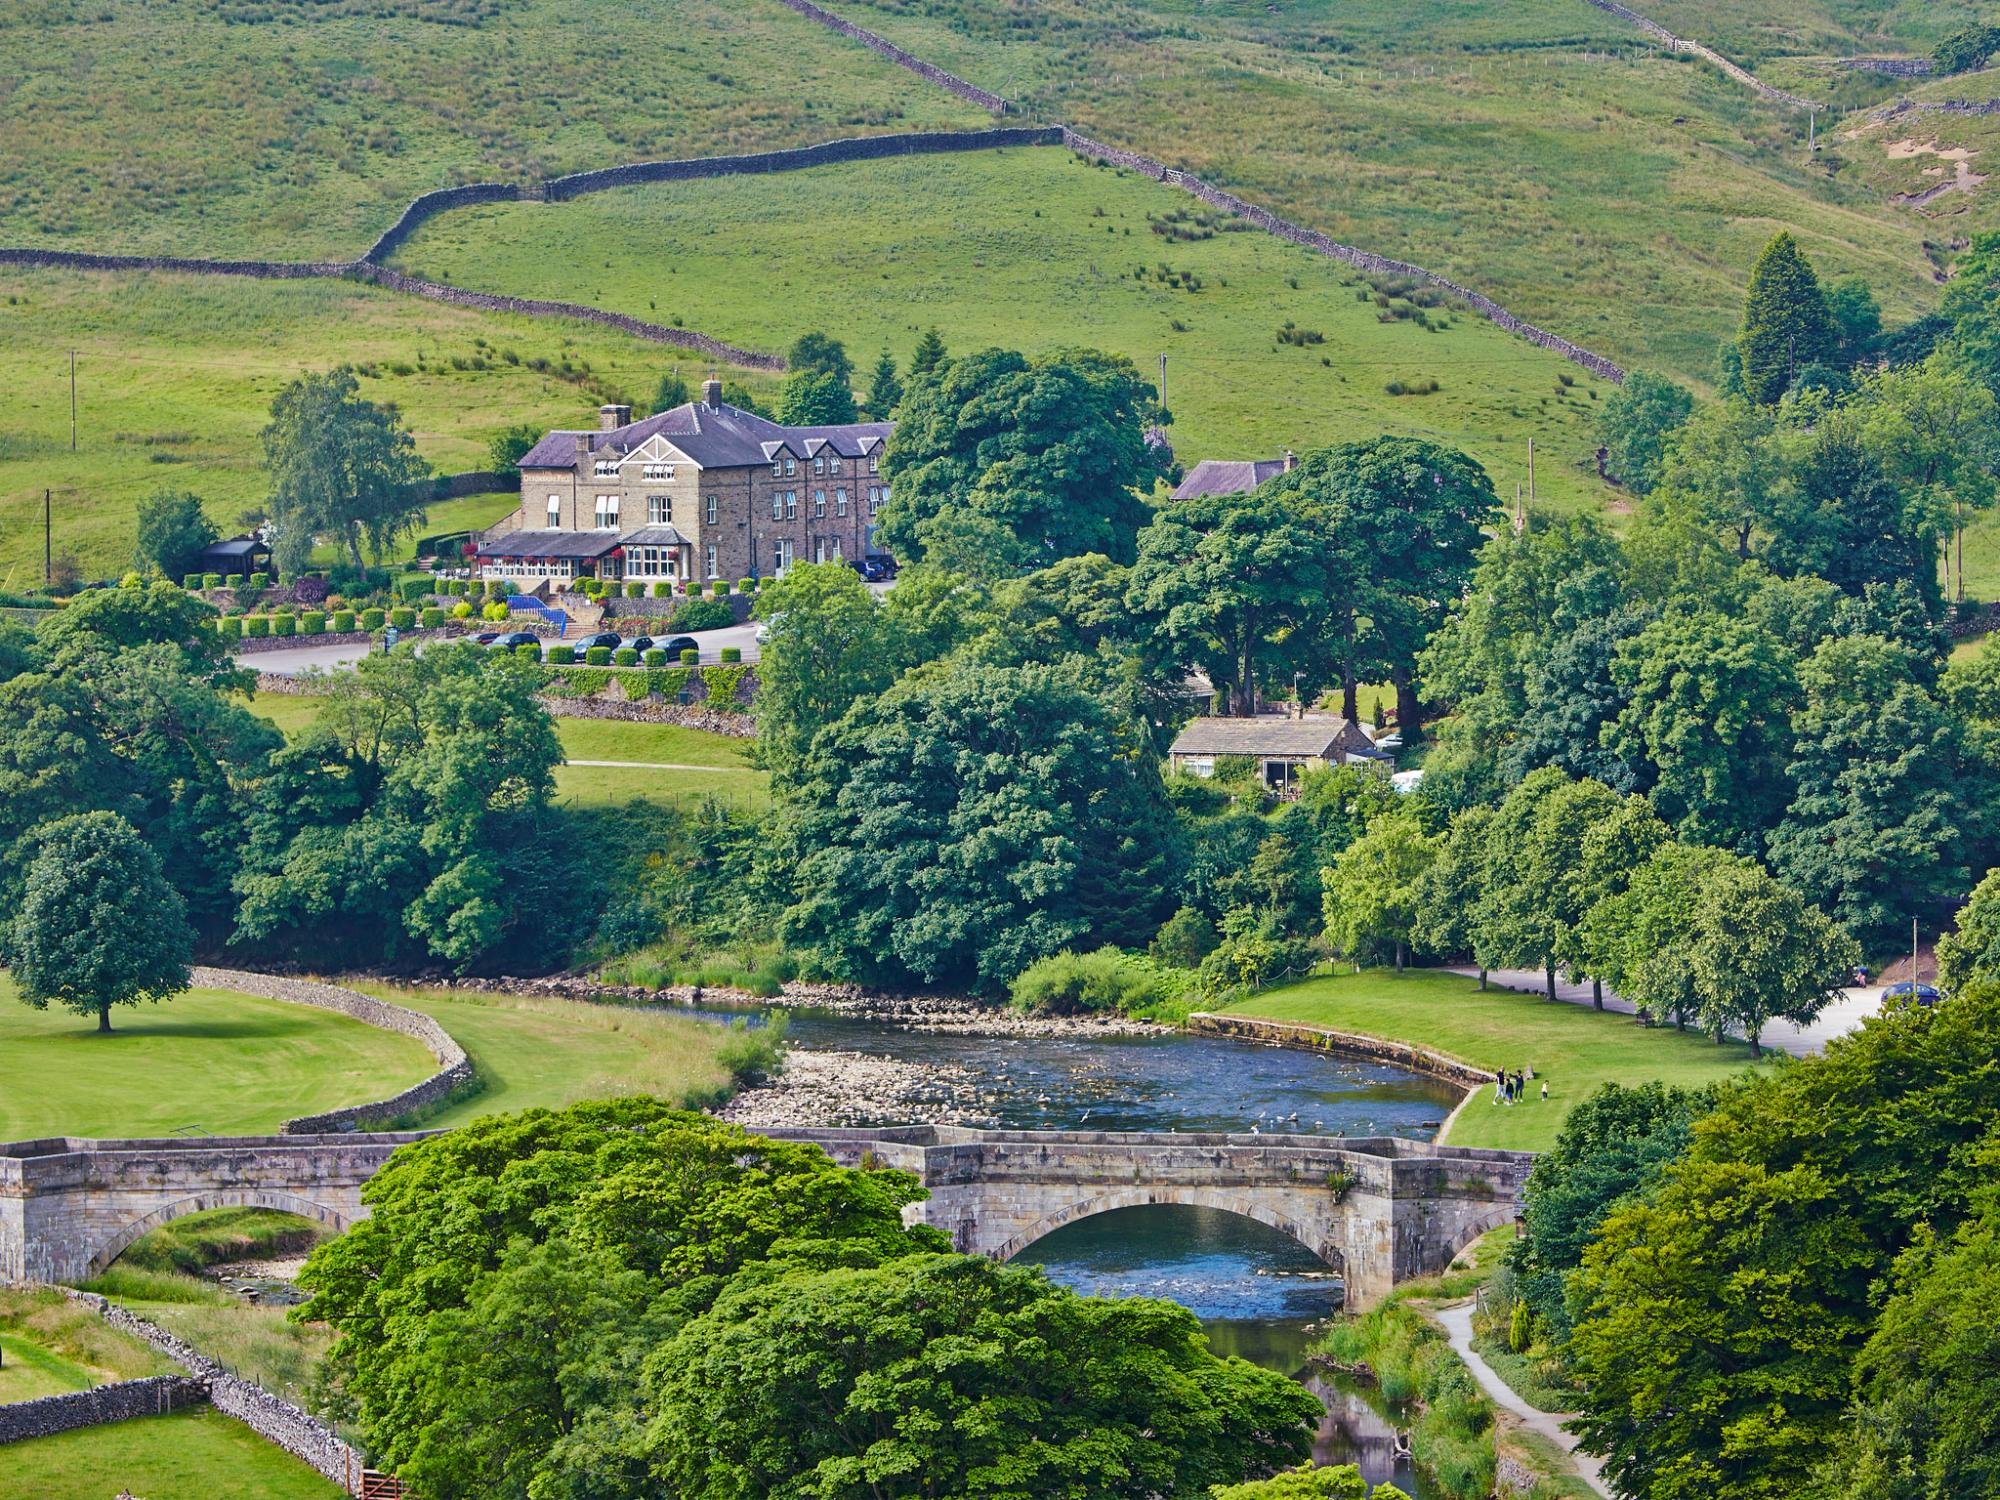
0,1287,171,1401
0,1406,344,1499
1222,967,1768,1151
0,977,437,1140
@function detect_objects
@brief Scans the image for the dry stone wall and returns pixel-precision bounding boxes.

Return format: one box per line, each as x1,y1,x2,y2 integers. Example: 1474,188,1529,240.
771,0,1013,114
188,967,473,1133
69,1292,365,1490
366,181,526,264
1844,57,1932,77
0,1375,207,1445
1579,0,1818,109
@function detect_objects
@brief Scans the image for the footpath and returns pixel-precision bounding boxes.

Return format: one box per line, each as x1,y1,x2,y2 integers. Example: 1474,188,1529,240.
1434,1301,1613,1499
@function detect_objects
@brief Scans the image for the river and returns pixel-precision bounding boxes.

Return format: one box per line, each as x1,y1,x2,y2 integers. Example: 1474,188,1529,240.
729,1005,1465,1494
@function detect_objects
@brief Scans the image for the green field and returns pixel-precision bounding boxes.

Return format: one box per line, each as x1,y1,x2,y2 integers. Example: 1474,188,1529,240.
247,689,769,809
354,984,741,1124
0,267,776,584
0,0,984,259
1223,968,1769,1151
0,979,436,1139
2,1408,343,1500
395,144,1616,507
827,0,1957,382
0,1287,171,1402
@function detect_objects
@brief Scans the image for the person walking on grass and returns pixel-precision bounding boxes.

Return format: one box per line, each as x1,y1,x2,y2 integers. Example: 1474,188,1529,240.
1540,1079,1549,1103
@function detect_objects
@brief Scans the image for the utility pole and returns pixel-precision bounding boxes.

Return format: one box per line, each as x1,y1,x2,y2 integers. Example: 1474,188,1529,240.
43,489,51,589
1527,437,1536,505
1157,352,1167,413
69,350,77,452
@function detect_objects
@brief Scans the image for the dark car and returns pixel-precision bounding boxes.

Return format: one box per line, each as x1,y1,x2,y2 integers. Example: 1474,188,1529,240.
659,635,699,660
577,631,622,653
494,631,543,658
624,635,655,654
1882,981,1943,1007
473,631,502,646
853,554,896,582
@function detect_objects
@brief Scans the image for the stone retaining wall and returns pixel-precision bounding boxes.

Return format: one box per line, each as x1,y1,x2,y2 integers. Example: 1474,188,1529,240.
1185,1011,1491,1090
1843,57,1932,76
189,968,474,1133
538,693,756,733
366,180,525,264
67,1292,364,1491
0,1375,208,1446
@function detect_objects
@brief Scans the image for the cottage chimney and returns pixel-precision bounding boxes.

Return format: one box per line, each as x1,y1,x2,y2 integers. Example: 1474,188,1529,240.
1283,449,1296,472
578,431,593,457
703,378,723,408
599,404,630,431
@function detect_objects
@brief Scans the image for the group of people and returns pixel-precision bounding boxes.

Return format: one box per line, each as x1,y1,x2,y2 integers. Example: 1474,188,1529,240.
1494,1067,1545,1105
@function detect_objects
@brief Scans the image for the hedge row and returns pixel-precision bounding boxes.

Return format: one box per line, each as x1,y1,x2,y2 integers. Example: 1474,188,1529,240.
539,662,754,704
208,605,445,640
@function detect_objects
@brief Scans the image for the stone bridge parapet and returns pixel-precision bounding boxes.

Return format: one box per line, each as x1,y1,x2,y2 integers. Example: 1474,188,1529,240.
760,1125,1532,1308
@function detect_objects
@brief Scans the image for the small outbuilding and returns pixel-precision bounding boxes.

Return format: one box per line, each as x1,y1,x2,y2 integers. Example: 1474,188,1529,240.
1167,716,1383,798
1170,452,1296,501
195,535,272,579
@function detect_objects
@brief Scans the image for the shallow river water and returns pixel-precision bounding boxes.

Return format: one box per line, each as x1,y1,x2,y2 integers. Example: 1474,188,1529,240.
740,1007,1465,1493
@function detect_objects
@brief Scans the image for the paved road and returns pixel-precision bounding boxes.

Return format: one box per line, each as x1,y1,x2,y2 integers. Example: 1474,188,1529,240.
1444,966,1882,1059
1435,1301,1612,1499
238,621,761,678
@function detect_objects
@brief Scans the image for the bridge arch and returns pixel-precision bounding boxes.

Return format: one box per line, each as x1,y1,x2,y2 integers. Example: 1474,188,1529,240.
1436,1204,1518,1269
986,1186,1346,1275
83,1190,357,1280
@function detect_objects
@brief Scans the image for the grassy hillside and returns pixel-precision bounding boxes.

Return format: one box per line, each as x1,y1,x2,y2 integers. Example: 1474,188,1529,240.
0,268,776,584
394,145,1617,506
825,0,1957,382
3,1408,342,1500
0,0,986,259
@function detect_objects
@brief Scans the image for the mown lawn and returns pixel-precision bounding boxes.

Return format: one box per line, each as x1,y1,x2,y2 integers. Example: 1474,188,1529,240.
0,979,436,1140
395,144,1616,511
1223,967,1769,1151
3,1408,343,1500
356,984,741,1125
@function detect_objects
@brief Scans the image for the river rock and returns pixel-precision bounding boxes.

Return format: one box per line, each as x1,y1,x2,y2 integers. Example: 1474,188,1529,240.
720,1048,1001,1129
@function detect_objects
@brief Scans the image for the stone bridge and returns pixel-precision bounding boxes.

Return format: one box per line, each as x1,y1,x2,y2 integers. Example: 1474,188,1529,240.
3,1126,1532,1308
0,1134,428,1285
761,1126,1534,1309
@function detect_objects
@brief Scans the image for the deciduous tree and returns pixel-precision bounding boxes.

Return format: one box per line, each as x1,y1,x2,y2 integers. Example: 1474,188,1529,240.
263,368,431,575
134,490,218,581
752,561,893,783
1596,371,1693,495
7,811,192,1032
1322,812,1437,970
1937,867,2000,993
1688,860,1857,1054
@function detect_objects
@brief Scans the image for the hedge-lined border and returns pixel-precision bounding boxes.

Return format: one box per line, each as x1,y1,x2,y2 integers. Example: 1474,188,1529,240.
188,967,475,1134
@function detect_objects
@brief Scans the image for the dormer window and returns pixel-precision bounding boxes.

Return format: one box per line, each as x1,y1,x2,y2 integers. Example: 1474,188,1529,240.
771,460,782,477
643,463,674,481
813,455,825,475
593,458,617,478
829,457,842,475
784,456,796,477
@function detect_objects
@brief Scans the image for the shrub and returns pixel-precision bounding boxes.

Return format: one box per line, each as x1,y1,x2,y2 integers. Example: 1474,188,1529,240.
398,578,429,602
643,649,667,667
736,577,755,595
270,613,296,638
719,646,742,664
652,580,673,598
202,572,223,589
613,647,639,666
756,575,775,591
442,579,465,596
419,607,445,629
667,597,733,632
385,607,413,629
300,610,326,633
586,646,612,665
290,574,330,606
625,581,644,598
487,580,512,599
225,574,244,589
514,642,542,662
242,615,269,639
548,645,576,665
182,574,202,590
482,601,510,623
451,601,473,619
212,616,241,641
680,648,699,665
331,610,356,631
1149,905,1219,968
1007,947,1176,1016
248,572,269,591
360,608,386,630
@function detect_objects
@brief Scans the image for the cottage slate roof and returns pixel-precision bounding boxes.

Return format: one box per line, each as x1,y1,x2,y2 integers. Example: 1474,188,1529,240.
199,536,267,560
475,529,625,559
518,400,892,472
1169,716,1378,759
1171,458,1290,500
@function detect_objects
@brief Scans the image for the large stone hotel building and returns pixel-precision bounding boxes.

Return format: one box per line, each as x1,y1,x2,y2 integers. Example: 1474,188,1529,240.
473,379,892,589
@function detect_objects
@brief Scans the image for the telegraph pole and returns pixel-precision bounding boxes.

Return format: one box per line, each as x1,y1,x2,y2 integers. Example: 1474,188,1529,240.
69,350,77,452
1527,436,1536,505
1157,352,1167,413
44,489,51,589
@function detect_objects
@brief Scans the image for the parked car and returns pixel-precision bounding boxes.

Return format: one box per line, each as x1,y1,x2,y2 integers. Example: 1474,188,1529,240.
577,631,621,653
473,630,502,645
493,631,543,658
624,635,655,654
854,554,897,582
659,635,699,659
1882,980,1943,1007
